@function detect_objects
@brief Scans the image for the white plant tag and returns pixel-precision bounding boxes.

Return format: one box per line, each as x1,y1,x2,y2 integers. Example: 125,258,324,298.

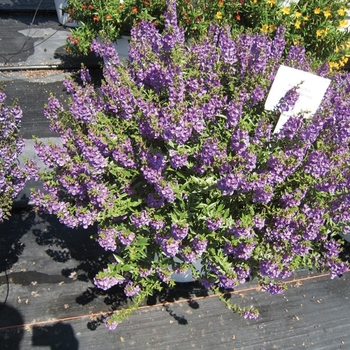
264,65,331,133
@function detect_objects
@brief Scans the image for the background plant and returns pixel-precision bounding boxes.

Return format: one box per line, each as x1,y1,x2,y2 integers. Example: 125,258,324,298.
0,89,36,222
65,0,350,67
65,0,166,54
35,1,350,329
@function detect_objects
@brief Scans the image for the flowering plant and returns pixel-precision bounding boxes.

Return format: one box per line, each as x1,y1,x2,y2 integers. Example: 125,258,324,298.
273,0,350,69
199,0,350,68
65,0,350,68
33,1,349,329
0,90,35,222
65,0,166,54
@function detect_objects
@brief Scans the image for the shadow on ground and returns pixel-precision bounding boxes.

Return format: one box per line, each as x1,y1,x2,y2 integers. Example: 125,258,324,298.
0,208,36,273
0,303,24,350
32,322,79,349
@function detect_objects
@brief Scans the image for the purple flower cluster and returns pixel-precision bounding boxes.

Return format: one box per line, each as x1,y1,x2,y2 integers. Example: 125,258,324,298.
192,237,208,256
104,316,119,331
124,280,141,297
29,0,350,328
262,282,286,295
94,271,124,291
0,91,33,221
98,227,117,251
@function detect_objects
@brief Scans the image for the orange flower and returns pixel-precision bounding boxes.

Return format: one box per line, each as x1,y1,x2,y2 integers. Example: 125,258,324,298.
218,0,224,5
93,15,100,21
236,10,241,21
118,4,124,10
68,8,74,15
144,0,150,5
131,6,138,14
105,14,112,20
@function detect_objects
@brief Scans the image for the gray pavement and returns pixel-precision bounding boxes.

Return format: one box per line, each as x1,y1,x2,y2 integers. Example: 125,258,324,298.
0,0,55,12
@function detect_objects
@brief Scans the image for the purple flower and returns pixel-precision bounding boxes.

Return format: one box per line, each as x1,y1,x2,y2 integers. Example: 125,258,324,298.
139,268,153,277
206,219,222,231
155,183,176,202
149,219,165,231
243,310,259,320
118,230,135,246
192,237,208,256
250,86,265,105
200,278,214,289
161,237,180,257
157,267,172,282
171,223,189,240
259,261,282,279
278,86,300,112
218,274,238,289
131,210,150,228
94,274,124,291
181,248,197,263
305,151,330,178
217,172,242,195
98,227,117,251
169,150,188,168
124,281,141,297
146,193,165,208
253,187,274,204
261,282,285,295
225,242,256,260
104,316,119,331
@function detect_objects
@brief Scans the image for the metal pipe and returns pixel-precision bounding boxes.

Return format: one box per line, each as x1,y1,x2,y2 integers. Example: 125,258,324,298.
0,65,61,71
0,64,100,72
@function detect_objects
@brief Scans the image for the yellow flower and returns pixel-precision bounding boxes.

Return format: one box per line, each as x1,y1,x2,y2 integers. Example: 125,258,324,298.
323,10,331,18
281,7,290,15
329,61,340,71
261,24,269,33
339,20,348,28
295,20,301,29
266,0,276,7
216,11,223,20
294,11,302,18
316,29,324,38
338,8,346,17
269,24,276,32
252,0,258,3
314,8,321,14
303,16,309,21
341,56,348,65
